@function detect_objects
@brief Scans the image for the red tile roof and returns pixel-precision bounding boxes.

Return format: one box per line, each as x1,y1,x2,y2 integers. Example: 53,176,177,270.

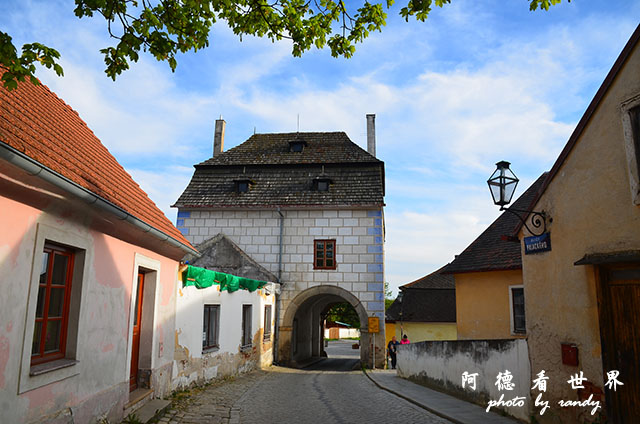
0,79,192,251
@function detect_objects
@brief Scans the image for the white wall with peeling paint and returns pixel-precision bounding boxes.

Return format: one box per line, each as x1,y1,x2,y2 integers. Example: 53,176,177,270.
172,281,276,390
397,339,531,421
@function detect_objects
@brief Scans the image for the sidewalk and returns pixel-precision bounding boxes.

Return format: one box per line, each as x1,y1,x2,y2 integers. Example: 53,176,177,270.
365,369,520,424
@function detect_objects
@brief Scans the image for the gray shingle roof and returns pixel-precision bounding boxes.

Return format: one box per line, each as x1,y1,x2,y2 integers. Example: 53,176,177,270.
442,173,548,274
402,266,454,289
198,132,381,166
175,132,385,208
385,288,456,323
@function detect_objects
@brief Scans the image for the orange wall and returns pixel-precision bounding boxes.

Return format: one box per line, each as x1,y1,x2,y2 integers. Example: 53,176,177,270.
455,269,523,340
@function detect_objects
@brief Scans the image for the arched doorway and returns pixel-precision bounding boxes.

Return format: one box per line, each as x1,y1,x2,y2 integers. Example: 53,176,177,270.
278,285,373,367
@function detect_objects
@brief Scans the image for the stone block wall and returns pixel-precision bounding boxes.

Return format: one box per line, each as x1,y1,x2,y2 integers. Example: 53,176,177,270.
177,208,386,321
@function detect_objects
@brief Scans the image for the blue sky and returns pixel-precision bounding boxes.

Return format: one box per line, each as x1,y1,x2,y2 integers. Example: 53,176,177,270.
2,0,639,295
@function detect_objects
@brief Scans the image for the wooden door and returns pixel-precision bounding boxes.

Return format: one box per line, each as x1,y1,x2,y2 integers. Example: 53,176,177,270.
129,273,144,392
597,265,640,422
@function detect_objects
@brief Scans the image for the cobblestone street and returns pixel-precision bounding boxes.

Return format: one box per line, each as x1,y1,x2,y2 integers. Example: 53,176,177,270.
157,366,452,424
156,341,451,424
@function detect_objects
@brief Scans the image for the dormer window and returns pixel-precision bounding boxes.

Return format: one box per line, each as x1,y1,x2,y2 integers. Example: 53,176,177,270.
289,139,307,153
313,178,332,192
234,179,253,193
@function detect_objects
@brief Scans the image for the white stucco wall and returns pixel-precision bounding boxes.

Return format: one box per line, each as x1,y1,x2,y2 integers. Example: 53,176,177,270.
397,339,531,421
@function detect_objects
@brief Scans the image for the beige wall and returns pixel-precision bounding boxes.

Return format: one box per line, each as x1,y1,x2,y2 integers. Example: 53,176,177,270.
395,322,457,342
455,270,523,340
521,38,640,422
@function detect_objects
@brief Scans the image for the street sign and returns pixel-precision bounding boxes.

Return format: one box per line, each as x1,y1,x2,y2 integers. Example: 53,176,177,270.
524,233,551,255
368,317,380,333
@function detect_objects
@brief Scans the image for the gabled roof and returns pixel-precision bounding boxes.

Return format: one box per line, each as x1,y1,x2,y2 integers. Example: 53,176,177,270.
521,23,640,224
0,79,193,254
175,131,385,208
385,288,456,323
402,265,454,289
197,132,381,167
184,233,278,282
442,173,547,274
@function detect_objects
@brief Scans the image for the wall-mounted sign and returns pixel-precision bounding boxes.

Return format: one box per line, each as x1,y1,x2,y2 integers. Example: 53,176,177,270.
524,233,551,255
368,317,380,333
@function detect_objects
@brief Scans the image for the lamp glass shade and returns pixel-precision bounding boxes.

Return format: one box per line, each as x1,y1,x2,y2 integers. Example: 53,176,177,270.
487,161,519,207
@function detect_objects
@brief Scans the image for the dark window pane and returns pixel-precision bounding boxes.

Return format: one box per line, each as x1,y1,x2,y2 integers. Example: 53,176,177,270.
133,275,142,326
326,259,333,267
35,286,46,318
318,181,328,191
51,254,69,286
40,252,49,284
203,308,209,348
326,251,333,259
48,287,65,318
317,242,324,251
32,321,42,355
44,320,61,353
316,259,323,267
512,288,526,333
326,243,334,251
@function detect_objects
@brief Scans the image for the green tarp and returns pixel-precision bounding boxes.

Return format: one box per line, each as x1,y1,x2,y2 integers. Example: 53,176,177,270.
182,265,268,293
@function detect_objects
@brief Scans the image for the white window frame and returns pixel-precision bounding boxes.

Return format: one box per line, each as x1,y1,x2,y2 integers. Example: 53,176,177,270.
508,284,526,336
19,223,91,394
621,93,640,205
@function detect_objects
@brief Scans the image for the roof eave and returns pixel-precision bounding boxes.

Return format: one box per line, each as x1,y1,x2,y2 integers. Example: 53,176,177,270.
0,142,199,258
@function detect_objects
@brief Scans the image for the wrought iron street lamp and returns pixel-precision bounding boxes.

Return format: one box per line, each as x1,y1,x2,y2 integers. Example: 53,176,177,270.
487,161,548,236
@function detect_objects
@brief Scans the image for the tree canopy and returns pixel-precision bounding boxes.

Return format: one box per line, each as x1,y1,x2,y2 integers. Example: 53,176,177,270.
1,0,568,90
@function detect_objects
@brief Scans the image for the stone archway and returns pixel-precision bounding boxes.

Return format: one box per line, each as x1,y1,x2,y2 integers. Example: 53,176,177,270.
278,285,373,367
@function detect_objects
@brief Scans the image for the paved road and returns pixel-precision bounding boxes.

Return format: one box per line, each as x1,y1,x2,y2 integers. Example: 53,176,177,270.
157,341,451,424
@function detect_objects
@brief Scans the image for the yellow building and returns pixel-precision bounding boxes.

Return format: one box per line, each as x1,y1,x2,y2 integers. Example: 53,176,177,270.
385,267,457,344
519,24,640,423
443,175,546,340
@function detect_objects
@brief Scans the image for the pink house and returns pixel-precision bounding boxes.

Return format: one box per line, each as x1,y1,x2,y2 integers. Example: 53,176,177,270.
0,79,196,422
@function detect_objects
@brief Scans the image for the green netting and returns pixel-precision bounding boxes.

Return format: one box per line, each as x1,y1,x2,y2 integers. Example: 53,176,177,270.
182,265,267,293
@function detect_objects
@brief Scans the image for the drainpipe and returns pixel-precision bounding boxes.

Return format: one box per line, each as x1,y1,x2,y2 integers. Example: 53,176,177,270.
273,207,285,364
0,142,199,257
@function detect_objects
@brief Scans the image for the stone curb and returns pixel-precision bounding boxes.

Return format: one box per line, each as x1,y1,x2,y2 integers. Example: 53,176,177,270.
362,369,465,424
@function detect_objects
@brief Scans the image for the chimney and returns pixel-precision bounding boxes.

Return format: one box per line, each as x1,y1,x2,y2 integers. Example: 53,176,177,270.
366,114,376,157
213,119,225,156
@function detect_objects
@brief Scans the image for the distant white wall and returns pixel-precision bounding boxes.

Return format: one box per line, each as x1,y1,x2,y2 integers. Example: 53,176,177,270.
324,328,360,339
397,339,531,421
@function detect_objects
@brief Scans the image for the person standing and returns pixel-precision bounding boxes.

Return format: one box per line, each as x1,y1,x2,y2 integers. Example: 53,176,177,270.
387,336,400,369
401,334,410,345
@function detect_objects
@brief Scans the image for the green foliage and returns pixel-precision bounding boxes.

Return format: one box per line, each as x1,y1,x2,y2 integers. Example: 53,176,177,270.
0,31,63,91
121,413,143,424
1,0,569,90
529,0,569,12
326,302,360,328
385,298,394,310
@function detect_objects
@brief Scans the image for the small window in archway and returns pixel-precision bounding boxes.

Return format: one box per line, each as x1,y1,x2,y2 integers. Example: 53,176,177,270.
314,239,336,270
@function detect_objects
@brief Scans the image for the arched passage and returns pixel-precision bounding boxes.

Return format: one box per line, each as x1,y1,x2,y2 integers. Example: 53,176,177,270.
278,285,373,367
